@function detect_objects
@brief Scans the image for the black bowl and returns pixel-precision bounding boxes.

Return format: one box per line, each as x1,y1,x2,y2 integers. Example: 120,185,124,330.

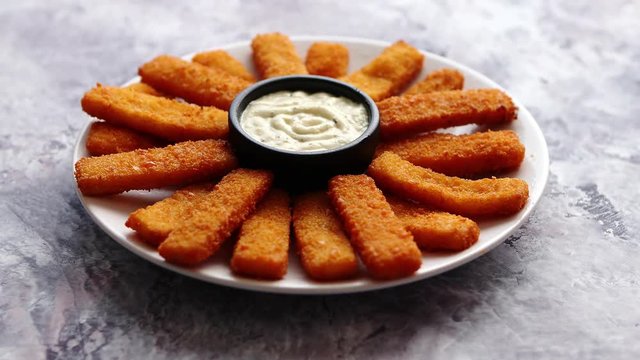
228,75,380,190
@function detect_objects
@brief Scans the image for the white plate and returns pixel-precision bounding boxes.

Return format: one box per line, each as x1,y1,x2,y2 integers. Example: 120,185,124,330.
73,36,549,295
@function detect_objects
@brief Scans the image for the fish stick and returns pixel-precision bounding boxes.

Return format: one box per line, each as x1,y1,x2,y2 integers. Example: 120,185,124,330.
375,130,525,177
81,85,229,141
305,42,349,78
85,122,164,156
192,50,256,82
378,89,517,139
230,189,291,280
341,72,393,101
328,174,422,280
125,183,215,246
387,196,479,251
292,192,358,281
368,152,529,217
404,68,464,96
251,32,308,78
341,41,424,101
139,55,250,110
125,82,168,97
75,139,238,196
159,169,273,266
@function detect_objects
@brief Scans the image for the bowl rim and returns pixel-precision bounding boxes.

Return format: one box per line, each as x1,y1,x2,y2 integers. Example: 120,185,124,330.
228,74,380,156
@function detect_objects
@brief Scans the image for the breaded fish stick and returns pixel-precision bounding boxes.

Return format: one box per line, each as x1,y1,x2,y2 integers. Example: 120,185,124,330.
125,183,215,246
125,82,168,97
82,85,229,141
305,42,349,78
341,41,424,101
75,140,238,196
230,189,291,280
375,130,525,177
139,55,250,110
378,89,517,139
251,33,308,78
159,169,273,266
192,50,256,82
368,152,529,217
387,196,479,251
292,192,358,281
404,68,464,96
86,122,164,156
328,174,422,280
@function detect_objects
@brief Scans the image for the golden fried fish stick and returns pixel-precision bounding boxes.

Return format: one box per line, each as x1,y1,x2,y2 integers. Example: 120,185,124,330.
251,33,308,78
342,72,393,101
368,152,529,217
305,42,349,78
75,140,238,196
86,122,164,156
125,183,215,246
376,130,525,177
328,175,422,280
192,50,256,82
386,196,479,251
81,85,228,141
230,189,291,280
404,68,464,96
159,169,273,266
292,192,358,281
125,82,168,97
139,55,250,110
341,41,424,101
378,89,517,139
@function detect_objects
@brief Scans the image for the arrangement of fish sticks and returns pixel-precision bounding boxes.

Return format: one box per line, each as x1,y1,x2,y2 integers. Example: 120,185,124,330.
74,32,529,282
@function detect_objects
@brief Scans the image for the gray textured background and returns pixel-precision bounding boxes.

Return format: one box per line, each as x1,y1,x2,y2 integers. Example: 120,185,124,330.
1,1,639,359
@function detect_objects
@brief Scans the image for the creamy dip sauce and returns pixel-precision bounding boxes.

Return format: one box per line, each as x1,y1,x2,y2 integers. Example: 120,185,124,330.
240,91,368,152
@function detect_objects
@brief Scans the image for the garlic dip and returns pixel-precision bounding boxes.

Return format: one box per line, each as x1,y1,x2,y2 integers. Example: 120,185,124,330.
240,91,368,152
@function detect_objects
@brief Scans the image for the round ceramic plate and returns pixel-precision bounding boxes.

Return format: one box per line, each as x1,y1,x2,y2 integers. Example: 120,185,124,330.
74,36,549,295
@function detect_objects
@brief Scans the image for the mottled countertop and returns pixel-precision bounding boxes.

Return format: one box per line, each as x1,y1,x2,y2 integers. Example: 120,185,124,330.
1,1,639,359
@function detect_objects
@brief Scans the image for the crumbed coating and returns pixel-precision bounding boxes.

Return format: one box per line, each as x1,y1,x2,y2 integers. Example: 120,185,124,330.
138,55,250,110
341,41,423,101
386,196,479,251
251,33,308,78
292,192,358,281
340,72,393,101
230,189,291,280
125,82,169,97
125,183,215,246
375,130,525,177
404,68,464,96
305,42,349,78
368,152,529,217
158,169,273,266
378,89,518,139
192,50,256,82
328,174,422,280
74,139,238,196
86,122,163,156
81,84,229,141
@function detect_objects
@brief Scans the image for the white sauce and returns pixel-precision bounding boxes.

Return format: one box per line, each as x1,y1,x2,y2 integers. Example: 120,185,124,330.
240,91,368,152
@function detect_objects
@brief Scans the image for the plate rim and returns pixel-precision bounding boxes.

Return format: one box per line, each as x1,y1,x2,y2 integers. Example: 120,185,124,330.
73,35,549,295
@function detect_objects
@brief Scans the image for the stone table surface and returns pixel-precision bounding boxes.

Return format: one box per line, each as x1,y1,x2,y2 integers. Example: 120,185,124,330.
1,1,639,359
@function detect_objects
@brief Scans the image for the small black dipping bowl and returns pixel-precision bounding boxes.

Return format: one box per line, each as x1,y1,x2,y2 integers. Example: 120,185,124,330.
228,75,380,190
